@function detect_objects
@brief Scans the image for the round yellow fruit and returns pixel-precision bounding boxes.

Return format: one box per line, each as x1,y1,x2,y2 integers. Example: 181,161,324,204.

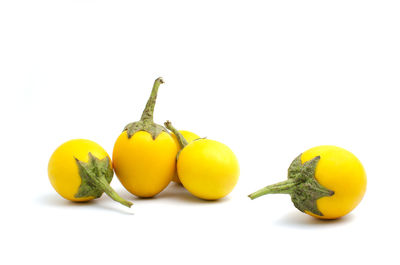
48,139,110,202
301,145,367,219
249,145,366,220
177,139,240,200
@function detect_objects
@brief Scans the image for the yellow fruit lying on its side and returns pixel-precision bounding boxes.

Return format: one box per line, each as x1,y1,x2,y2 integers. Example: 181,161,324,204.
249,145,366,219
48,139,132,207
301,146,367,219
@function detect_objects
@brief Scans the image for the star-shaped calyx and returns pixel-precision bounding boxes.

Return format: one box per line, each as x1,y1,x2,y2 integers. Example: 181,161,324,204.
75,152,133,208
248,154,334,216
123,77,169,140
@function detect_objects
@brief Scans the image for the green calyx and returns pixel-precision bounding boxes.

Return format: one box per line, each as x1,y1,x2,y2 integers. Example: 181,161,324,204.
75,153,133,208
124,77,168,140
248,155,334,216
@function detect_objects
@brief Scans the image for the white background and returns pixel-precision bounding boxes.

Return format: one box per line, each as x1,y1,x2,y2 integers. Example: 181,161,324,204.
1,0,399,264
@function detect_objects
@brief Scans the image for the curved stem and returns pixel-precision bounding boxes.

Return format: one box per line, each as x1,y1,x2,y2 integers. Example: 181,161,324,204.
140,77,164,122
96,177,133,208
248,179,298,200
164,120,188,148
75,154,133,208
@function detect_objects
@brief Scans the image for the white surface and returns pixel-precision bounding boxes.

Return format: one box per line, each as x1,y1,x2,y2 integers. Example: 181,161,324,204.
1,1,399,264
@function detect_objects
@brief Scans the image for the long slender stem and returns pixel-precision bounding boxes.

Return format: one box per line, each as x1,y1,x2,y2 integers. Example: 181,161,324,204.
140,77,164,122
248,178,298,200
96,177,133,208
164,120,188,148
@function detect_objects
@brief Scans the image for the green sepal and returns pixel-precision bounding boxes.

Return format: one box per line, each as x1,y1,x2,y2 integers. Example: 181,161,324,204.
124,120,168,140
288,155,334,216
74,153,113,198
122,77,168,140
248,154,334,217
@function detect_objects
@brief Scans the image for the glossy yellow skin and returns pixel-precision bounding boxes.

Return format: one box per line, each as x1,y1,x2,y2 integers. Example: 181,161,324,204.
301,145,367,219
113,130,178,198
48,139,110,202
177,139,239,200
171,130,200,183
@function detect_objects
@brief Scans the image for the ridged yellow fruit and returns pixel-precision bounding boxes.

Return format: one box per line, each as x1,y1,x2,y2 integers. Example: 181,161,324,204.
113,130,177,197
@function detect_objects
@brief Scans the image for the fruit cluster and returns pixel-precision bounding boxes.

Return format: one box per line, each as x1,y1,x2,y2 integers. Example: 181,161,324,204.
48,78,240,208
